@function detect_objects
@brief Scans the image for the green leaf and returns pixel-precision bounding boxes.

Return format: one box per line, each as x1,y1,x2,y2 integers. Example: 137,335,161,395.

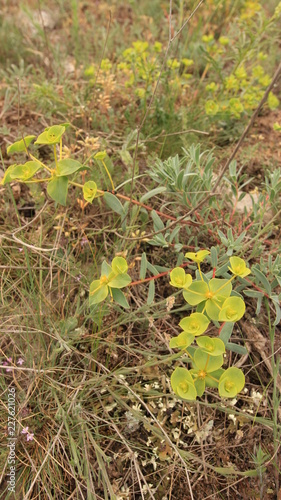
110,288,130,308
209,278,232,298
151,210,164,231
183,281,209,305
139,252,147,280
244,290,264,299
104,192,124,215
147,262,159,276
7,135,36,154
210,246,218,267
205,295,226,321
171,367,197,401
225,343,247,355
101,261,112,277
57,159,83,177
109,273,131,289
111,256,128,275
35,125,66,145
179,313,210,336
47,176,69,205
193,349,223,372
219,322,234,345
89,280,108,305
83,181,97,203
196,336,225,356
147,280,155,305
1,164,17,185
251,267,271,296
193,377,205,397
140,186,167,202
205,368,224,388
10,161,42,181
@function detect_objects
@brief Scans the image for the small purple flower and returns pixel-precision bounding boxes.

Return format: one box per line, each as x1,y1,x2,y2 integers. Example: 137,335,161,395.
17,358,24,366
26,433,34,442
21,426,29,434
80,236,88,247
3,357,13,372
18,248,23,253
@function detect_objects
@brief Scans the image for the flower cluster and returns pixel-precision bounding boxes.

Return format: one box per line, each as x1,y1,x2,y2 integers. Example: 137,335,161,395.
2,357,24,372
21,426,34,442
169,253,250,400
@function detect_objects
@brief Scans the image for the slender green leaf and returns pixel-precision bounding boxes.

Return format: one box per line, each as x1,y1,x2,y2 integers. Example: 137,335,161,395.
140,186,167,202
244,290,264,299
147,280,155,305
219,322,234,345
104,192,124,215
252,267,271,296
140,252,147,280
147,262,159,276
226,342,247,355
151,210,165,231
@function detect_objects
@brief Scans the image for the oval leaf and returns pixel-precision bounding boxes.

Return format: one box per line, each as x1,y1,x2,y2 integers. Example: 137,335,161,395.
7,135,36,155
1,164,17,185
89,281,108,305
110,288,130,308
109,273,131,289
47,176,69,205
57,159,83,177
111,257,128,275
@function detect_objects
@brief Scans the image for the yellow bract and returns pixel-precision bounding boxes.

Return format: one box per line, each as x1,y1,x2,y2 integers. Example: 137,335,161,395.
185,250,210,264
228,256,251,277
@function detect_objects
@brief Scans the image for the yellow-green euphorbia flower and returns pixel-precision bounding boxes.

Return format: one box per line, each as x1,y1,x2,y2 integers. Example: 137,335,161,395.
171,367,197,400
218,296,245,322
185,250,210,264
228,256,251,278
170,267,192,289
179,312,210,336
218,367,245,398
89,257,131,305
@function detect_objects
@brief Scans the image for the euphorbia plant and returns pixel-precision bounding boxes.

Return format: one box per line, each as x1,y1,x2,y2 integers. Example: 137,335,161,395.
1,124,105,206
88,251,249,401
89,257,131,309
169,253,249,400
